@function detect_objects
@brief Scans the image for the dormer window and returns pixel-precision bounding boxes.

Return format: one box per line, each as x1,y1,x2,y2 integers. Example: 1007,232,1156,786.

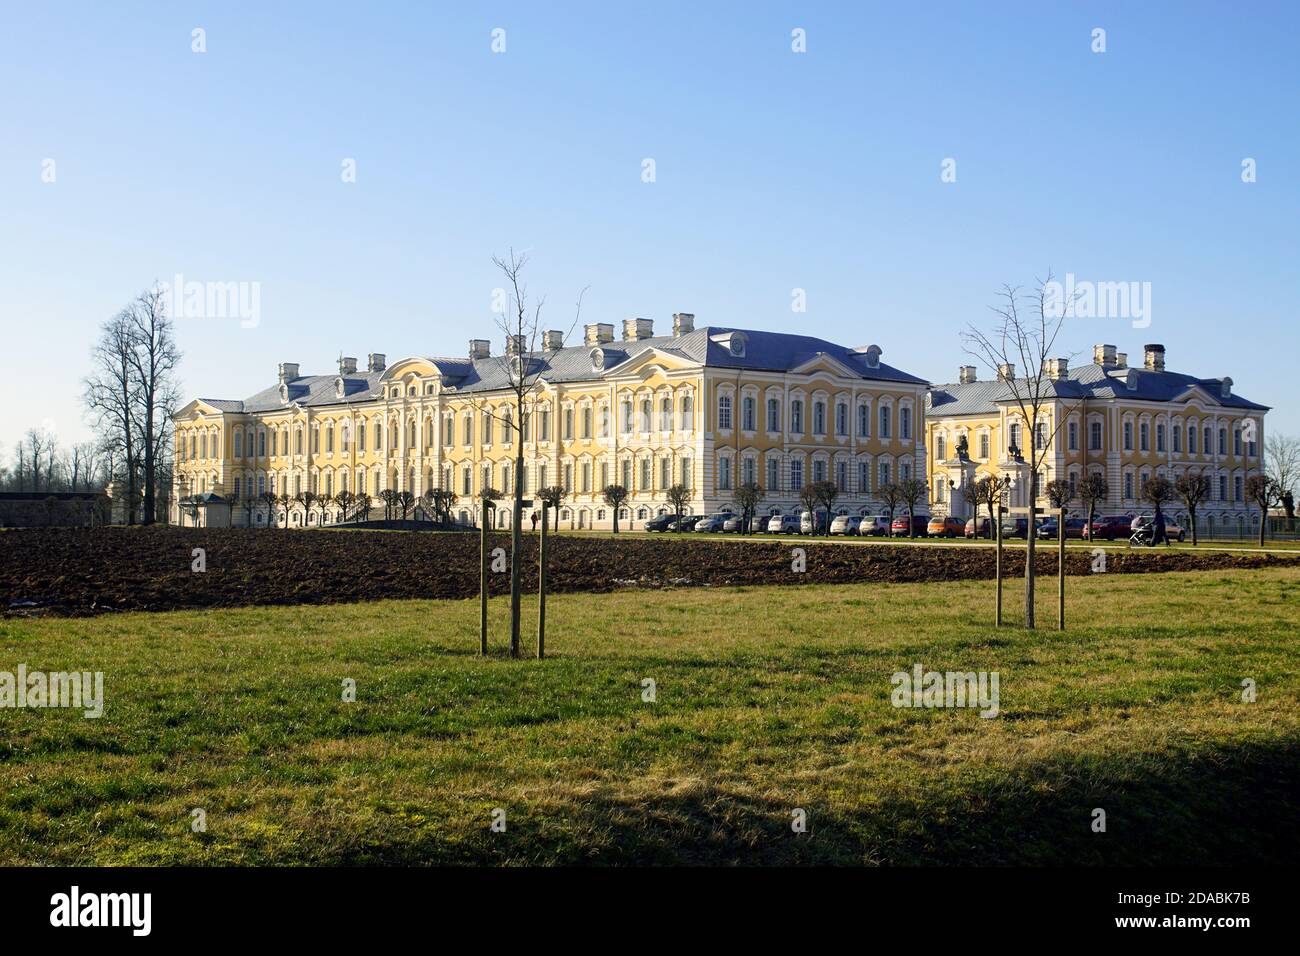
279,383,289,403
335,377,346,399
590,348,605,372
710,331,748,358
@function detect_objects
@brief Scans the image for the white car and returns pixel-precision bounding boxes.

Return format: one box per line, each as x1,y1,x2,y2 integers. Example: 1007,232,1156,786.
858,515,891,537
766,514,801,533
829,515,862,535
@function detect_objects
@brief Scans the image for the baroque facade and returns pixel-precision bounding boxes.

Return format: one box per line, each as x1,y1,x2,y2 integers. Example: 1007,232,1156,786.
925,344,1270,535
172,315,929,529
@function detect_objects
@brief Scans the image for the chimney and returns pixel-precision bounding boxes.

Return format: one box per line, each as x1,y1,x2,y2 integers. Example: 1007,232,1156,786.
278,362,300,384
672,312,695,336
1143,343,1166,371
367,353,386,372
1115,352,1128,369
1045,357,1069,381
542,330,564,351
505,334,526,356
996,362,1016,382
469,339,490,360
622,317,653,341
1093,343,1117,367
584,323,615,346
958,365,977,385
338,355,358,375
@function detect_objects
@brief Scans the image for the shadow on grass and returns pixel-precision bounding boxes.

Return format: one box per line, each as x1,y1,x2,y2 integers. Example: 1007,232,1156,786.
306,737,1300,865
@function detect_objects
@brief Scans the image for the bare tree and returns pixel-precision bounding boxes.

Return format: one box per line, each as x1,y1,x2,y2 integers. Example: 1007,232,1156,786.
1244,475,1281,547
1265,433,1299,531
961,273,1084,627
469,250,589,658
896,477,927,539
878,482,904,536
85,309,141,522
733,481,764,534
798,483,820,533
1078,473,1109,544
123,286,181,523
602,484,629,533
813,480,839,536
1172,473,1210,546
665,483,691,531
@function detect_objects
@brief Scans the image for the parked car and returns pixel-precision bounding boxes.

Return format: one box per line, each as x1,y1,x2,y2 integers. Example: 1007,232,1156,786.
722,515,747,533
1036,517,1088,540
829,514,862,535
999,517,1037,539
858,515,892,537
767,514,802,534
891,513,930,536
1128,514,1187,542
644,513,675,532
800,510,830,535
965,516,994,539
926,515,964,538
672,514,705,532
1083,514,1135,541
694,513,732,532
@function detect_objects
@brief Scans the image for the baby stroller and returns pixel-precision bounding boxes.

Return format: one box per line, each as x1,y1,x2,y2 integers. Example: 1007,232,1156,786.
1129,518,1156,548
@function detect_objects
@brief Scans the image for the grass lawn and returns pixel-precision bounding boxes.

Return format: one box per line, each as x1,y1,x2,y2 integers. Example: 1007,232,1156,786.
1,567,1298,865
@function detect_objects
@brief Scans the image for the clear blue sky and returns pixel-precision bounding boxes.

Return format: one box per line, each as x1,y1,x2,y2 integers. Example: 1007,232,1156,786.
2,0,1297,457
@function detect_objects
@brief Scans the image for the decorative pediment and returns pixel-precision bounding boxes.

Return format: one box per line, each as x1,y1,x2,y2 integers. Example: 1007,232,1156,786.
605,346,701,378
789,352,862,379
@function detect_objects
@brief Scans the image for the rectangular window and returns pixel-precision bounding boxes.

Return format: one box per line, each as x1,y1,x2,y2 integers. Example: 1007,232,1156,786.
1172,426,1181,453
1139,423,1149,452
767,457,779,492
640,458,651,490
463,416,472,446
879,406,891,439
791,400,803,434
1234,476,1243,501
563,408,574,441
743,457,756,486
1124,421,1133,451
835,460,847,491
900,407,911,440
878,461,890,487
790,460,803,492
1068,421,1078,451
718,457,732,491
858,461,870,493
857,404,868,438
718,395,732,431
1156,423,1166,453
581,462,591,493
768,398,781,432
681,457,691,488
742,396,756,431
979,433,990,459
1089,421,1102,451
483,411,493,446
660,457,671,488
622,459,632,489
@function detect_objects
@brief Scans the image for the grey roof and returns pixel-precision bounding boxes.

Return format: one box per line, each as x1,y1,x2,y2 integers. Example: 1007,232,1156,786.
200,326,928,413
927,362,1269,417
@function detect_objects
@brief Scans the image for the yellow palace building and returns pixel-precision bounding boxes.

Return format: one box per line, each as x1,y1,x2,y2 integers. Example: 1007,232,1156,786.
172,314,930,529
924,344,1270,537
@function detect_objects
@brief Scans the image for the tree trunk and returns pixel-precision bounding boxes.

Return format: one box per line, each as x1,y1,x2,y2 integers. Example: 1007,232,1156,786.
1025,502,1037,628
995,505,1003,626
510,445,523,657
480,514,489,656
1057,505,1066,631
1258,510,1267,548
538,504,548,659
1190,507,1198,546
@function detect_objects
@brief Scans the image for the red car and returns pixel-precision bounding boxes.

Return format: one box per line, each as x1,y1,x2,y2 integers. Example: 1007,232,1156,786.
1083,514,1134,541
891,514,930,536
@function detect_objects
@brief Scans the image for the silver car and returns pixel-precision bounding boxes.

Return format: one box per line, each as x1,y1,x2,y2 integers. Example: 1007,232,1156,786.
829,514,862,535
694,513,732,532
767,514,801,533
